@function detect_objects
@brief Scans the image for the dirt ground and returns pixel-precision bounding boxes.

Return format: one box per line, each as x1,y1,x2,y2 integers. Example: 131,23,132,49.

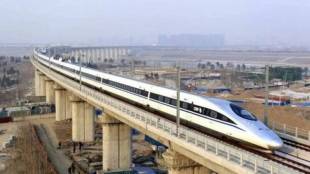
53,120,72,144
244,103,310,130
214,89,310,130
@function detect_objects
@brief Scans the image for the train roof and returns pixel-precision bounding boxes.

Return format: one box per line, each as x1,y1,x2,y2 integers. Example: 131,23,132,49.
35,50,234,108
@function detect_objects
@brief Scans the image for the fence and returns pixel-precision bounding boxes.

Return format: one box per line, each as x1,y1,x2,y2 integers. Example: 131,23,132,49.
269,121,310,142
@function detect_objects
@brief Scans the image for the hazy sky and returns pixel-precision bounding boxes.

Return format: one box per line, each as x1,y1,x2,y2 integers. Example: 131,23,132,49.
0,0,310,47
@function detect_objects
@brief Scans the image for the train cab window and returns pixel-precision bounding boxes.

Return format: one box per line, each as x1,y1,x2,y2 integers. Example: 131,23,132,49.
230,104,257,121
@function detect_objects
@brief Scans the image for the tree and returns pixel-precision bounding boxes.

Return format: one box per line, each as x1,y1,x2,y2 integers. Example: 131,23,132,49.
201,64,206,69
197,63,202,69
219,64,224,69
210,64,215,70
236,64,241,71
7,67,16,75
10,56,15,62
226,62,232,68
121,59,125,64
241,64,246,71
269,67,302,81
108,58,114,63
154,73,159,80
144,74,150,79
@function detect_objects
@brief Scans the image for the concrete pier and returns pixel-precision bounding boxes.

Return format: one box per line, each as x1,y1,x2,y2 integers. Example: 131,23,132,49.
100,114,132,171
71,97,95,142
72,100,84,142
34,69,40,96
162,150,213,174
84,103,95,142
45,80,55,104
65,92,72,119
54,84,66,121
39,74,46,96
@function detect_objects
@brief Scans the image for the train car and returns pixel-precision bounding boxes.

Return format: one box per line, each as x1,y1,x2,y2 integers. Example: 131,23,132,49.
34,49,283,150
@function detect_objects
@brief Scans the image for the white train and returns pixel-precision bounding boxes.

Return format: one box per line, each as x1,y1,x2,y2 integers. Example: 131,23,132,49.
34,49,283,150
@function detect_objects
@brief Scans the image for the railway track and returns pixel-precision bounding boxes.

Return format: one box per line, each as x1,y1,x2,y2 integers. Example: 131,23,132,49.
271,152,310,174
282,138,310,152
237,144,310,174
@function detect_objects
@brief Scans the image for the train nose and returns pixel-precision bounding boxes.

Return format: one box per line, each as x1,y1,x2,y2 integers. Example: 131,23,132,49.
267,137,283,150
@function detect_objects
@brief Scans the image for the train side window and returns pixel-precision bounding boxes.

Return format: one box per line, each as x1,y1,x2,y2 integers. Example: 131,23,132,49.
181,102,188,109
164,97,170,104
158,95,164,102
220,115,228,122
203,108,210,116
216,113,223,120
193,105,202,113
188,103,194,111
170,99,176,106
150,93,158,100
218,113,235,124
210,111,217,118
141,90,148,97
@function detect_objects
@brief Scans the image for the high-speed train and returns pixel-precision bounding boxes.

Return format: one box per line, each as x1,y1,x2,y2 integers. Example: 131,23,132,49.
33,49,283,150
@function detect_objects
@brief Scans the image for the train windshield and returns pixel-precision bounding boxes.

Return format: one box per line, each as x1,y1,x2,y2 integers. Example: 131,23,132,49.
230,104,257,121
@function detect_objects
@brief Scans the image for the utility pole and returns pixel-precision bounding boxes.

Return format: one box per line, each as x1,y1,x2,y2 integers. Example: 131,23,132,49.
176,66,181,136
16,71,20,105
79,51,83,91
264,65,269,125
131,58,135,75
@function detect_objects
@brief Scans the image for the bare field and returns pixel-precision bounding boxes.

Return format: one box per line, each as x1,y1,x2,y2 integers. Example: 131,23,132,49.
214,89,310,131
140,49,310,67
0,61,34,107
244,103,310,130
